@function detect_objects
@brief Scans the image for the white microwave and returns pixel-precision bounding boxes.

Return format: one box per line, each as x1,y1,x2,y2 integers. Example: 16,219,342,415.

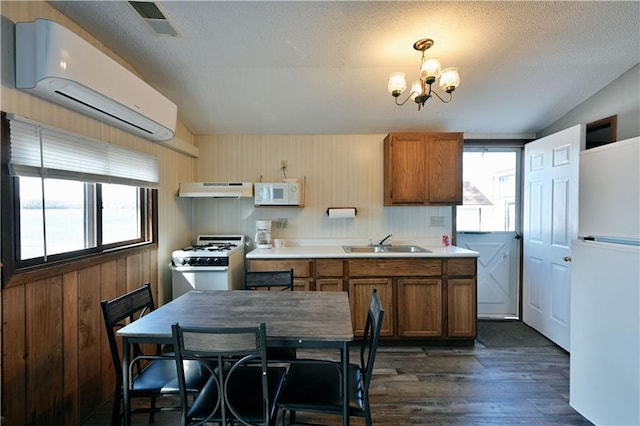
254,182,303,206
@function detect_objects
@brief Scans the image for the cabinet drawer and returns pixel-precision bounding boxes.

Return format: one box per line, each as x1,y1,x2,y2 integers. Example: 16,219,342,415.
248,260,311,277
447,258,476,276
316,259,344,277
348,259,441,277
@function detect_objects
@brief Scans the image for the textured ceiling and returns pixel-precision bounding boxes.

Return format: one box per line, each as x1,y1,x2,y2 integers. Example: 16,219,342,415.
50,1,640,136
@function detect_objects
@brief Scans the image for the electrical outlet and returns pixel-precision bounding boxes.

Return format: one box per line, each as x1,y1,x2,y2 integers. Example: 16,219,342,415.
280,160,288,170
274,218,288,229
430,216,445,227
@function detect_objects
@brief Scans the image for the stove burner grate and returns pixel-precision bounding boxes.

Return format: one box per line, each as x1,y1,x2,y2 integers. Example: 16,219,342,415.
180,243,239,252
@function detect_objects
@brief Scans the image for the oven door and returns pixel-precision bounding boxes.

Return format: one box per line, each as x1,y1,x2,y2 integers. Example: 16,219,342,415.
171,265,231,299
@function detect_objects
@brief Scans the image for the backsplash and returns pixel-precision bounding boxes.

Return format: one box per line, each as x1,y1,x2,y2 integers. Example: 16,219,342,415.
190,134,453,246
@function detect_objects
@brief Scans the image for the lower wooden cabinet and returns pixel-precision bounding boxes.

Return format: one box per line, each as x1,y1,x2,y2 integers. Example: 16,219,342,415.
348,278,394,337
246,259,313,291
316,259,345,291
397,278,442,337
246,256,477,341
316,278,343,291
447,278,476,337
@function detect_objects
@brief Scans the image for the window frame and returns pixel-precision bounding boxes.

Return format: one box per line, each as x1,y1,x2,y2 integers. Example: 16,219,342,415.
1,112,158,287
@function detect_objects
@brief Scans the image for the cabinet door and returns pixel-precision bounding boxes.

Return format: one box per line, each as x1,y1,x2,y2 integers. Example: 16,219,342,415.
348,278,393,337
316,278,344,292
384,133,428,205
294,278,313,291
397,278,442,337
428,133,463,204
447,278,477,337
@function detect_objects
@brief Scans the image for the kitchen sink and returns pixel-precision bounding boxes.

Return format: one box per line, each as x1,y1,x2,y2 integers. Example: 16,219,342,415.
342,245,431,253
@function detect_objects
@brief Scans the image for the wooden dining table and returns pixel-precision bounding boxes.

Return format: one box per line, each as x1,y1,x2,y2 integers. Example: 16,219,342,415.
117,289,355,426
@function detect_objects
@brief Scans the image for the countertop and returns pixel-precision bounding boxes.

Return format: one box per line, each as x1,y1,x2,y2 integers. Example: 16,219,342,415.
245,239,479,259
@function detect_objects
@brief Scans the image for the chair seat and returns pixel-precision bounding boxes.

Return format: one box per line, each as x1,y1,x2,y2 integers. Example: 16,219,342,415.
277,362,364,413
189,366,287,423
266,347,297,361
133,358,209,394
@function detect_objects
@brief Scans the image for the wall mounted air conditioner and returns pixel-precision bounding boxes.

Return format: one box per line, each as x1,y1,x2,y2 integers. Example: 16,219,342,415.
15,19,177,142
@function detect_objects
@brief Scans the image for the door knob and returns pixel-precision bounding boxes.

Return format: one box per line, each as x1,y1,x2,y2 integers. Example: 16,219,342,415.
563,256,572,262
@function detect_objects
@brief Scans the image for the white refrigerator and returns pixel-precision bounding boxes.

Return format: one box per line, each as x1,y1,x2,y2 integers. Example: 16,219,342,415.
570,136,640,425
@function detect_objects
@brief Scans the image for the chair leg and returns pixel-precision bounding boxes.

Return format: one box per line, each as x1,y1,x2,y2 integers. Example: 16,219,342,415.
365,400,372,426
111,385,122,426
149,396,157,423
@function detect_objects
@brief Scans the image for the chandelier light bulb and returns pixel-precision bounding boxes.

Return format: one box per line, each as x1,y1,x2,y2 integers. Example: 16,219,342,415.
439,67,460,93
387,72,407,97
420,58,441,83
410,80,422,100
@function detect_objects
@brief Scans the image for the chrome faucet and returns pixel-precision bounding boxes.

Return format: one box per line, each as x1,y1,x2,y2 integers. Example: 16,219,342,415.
378,234,393,246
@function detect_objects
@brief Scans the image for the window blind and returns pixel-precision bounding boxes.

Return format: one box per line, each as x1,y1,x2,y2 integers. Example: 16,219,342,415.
8,115,159,188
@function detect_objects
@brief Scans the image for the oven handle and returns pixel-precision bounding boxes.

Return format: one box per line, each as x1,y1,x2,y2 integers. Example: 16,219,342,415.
170,265,230,272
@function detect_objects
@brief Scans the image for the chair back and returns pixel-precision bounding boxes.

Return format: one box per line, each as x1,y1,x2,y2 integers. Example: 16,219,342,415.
359,289,385,396
101,283,156,380
172,322,271,426
244,269,294,291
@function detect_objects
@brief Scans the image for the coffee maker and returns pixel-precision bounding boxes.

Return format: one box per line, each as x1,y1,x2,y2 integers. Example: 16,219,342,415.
255,220,273,249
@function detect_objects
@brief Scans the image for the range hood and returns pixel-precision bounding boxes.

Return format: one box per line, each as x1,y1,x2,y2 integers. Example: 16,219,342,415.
179,182,253,198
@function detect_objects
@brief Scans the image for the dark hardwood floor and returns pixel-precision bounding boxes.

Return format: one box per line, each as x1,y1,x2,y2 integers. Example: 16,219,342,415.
83,331,592,425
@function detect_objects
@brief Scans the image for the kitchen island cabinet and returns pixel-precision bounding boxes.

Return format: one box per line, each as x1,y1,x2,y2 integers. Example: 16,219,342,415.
246,252,477,343
384,132,463,206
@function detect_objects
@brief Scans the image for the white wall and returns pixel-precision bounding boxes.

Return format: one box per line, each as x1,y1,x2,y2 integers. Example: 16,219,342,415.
539,64,640,140
191,134,453,246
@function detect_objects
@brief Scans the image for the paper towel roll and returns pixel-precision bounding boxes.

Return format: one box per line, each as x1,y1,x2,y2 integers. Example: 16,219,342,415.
327,208,357,219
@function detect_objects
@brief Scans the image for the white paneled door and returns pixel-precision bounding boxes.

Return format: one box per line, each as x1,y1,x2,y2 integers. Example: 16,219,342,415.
523,125,583,351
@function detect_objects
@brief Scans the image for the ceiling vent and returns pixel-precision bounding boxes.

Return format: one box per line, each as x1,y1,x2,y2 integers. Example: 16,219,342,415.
129,1,181,37
15,19,177,142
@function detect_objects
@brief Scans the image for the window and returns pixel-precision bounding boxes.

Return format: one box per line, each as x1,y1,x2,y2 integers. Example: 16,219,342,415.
586,115,617,150
456,148,521,232
2,114,157,273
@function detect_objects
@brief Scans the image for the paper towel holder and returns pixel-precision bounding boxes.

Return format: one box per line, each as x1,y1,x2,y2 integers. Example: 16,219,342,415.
326,207,358,216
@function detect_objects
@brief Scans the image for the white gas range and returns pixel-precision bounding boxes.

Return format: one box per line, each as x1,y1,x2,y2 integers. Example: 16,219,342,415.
170,235,245,299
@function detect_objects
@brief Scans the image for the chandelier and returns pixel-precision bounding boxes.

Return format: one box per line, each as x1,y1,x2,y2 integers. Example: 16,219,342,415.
387,38,460,110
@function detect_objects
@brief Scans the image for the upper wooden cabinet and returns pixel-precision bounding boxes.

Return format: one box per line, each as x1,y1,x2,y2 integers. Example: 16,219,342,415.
384,132,464,206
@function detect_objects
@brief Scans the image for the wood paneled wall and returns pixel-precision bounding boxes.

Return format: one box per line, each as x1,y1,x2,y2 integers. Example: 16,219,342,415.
2,247,158,425
1,2,196,424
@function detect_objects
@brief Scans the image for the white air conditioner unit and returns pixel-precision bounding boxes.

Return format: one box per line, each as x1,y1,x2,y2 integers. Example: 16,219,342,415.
15,19,177,142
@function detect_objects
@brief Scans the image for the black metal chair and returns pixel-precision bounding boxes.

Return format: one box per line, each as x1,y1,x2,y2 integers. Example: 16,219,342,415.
244,269,295,291
244,269,297,362
276,289,384,426
101,283,209,426
171,322,287,426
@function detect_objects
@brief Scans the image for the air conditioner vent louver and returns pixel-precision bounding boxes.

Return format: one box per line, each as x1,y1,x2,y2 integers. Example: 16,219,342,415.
15,19,177,142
